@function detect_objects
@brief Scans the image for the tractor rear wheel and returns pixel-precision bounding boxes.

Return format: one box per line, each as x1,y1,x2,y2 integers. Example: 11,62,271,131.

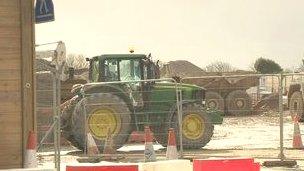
226,90,252,115
155,104,214,149
70,93,132,151
289,91,304,122
205,91,224,113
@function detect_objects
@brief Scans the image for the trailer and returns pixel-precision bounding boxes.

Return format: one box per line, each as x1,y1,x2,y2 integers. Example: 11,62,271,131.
161,60,259,115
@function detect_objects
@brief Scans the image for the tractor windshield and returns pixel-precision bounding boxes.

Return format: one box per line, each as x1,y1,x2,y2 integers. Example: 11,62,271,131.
120,60,141,81
104,59,141,82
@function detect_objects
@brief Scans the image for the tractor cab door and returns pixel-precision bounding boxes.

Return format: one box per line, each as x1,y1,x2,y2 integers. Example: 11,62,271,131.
103,58,144,107
141,59,160,107
119,59,144,107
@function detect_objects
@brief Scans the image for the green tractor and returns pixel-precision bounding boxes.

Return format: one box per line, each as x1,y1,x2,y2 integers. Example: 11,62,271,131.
61,54,223,151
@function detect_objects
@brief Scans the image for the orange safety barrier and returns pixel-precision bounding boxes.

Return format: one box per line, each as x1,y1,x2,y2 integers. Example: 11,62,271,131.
66,165,138,171
193,158,260,171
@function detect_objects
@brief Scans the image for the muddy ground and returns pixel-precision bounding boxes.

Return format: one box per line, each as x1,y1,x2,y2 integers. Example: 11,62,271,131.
38,112,304,170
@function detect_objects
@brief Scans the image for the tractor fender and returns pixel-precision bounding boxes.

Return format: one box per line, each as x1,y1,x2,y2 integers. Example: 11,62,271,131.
166,102,192,127
82,84,134,110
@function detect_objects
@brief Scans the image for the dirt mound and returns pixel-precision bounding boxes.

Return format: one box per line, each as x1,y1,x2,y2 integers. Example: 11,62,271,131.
161,60,206,77
253,93,280,114
35,59,54,72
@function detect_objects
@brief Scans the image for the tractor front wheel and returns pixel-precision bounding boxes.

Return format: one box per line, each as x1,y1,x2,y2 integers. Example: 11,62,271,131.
155,104,214,149
70,93,132,151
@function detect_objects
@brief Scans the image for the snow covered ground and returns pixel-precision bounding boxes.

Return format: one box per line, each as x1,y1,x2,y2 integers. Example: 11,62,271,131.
38,113,304,170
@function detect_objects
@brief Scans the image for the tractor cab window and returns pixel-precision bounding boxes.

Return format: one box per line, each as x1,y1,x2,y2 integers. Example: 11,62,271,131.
120,60,141,82
92,60,99,82
104,59,119,81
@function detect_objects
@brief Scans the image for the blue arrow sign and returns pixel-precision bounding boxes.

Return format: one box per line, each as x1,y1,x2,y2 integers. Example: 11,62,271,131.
35,0,55,24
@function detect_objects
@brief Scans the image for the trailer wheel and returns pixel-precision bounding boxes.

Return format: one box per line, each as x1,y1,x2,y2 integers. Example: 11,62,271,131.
70,93,132,151
289,91,304,122
205,92,224,113
226,90,252,115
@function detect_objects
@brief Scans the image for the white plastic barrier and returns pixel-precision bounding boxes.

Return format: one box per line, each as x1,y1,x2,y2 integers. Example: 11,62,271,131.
0,168,54,171
65,160,192,171
139,160,191,171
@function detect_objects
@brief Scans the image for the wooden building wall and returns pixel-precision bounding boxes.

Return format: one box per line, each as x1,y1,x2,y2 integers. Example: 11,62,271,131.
0,0,35,169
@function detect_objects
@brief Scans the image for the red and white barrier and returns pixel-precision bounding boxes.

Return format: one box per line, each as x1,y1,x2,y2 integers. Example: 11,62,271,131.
66,160,191,171
193,158,260,171
66,158,261,171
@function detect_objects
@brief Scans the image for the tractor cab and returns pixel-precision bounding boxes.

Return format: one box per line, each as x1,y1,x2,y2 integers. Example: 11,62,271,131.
88,54,160,83
86,54,160,108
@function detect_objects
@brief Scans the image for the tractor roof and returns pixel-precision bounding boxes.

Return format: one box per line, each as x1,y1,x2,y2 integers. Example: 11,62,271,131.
93,54,147,60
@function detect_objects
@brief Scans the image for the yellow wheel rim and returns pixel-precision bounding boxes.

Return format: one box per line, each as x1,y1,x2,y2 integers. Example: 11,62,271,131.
87,108,121,140
182,114,204,140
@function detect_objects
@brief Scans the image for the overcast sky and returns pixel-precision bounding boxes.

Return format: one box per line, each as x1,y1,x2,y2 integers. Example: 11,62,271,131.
36,0,304,70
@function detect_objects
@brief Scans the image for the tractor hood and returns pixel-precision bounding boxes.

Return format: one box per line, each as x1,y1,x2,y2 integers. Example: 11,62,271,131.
153,81,206,103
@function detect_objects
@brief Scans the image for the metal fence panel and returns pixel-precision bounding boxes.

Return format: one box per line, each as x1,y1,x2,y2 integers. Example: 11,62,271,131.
74,78,182,160
180,74,286,156
36,69,61,170
35,73,304,169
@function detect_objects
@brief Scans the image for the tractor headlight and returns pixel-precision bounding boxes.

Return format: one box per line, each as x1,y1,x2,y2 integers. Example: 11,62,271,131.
202,100,206,105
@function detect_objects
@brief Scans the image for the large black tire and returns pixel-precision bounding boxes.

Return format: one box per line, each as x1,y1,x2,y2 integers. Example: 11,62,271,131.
226,90,252,115
289,91,304,122
154,104,214,149
70,93,132,151
205,91,224,113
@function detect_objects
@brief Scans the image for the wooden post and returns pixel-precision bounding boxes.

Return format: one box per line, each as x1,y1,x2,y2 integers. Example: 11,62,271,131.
0,0,35,169
20,0,36,167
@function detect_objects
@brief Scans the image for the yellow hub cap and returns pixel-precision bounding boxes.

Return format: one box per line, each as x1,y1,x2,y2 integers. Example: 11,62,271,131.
87,108,121,140
182,114,204,140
